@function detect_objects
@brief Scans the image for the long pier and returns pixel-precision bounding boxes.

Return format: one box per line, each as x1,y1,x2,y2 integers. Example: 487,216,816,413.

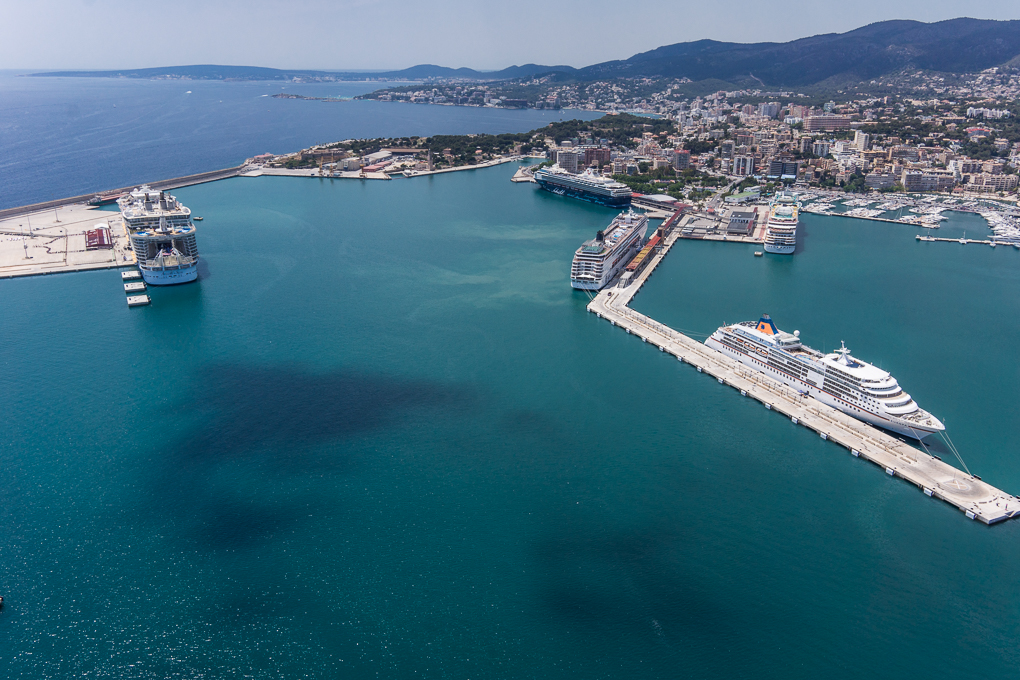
0,166,242,221
587,226,1020,524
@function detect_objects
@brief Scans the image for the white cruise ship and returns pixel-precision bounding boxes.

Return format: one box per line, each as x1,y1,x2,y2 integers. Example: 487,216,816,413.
705,315,944,439
570,210,647,290
118,186,199,285
534,165,632,207
763,192,799,254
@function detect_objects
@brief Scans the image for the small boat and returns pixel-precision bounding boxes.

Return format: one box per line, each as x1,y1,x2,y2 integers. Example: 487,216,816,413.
754,251,763,257
193,216,204,221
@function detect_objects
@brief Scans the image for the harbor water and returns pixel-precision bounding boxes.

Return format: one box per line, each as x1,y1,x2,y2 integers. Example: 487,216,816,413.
2,163,1020,678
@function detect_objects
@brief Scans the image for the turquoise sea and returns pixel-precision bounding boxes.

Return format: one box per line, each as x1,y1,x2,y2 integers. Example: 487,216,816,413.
2,163,1020,678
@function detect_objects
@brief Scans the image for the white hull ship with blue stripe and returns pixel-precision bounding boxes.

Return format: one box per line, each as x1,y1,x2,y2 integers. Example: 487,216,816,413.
705,315,944,439
570,210,647,290
119,186,199,285
534,165,632,207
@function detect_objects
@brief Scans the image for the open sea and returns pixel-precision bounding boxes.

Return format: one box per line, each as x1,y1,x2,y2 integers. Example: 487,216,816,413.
0,72,598,210
2,77,1020,679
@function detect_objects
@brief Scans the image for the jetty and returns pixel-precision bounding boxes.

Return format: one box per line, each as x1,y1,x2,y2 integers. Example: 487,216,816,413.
916,235,998,246
587,225,1020,525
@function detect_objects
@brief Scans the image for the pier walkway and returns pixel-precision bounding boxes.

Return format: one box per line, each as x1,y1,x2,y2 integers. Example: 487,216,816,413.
587,229,1020,525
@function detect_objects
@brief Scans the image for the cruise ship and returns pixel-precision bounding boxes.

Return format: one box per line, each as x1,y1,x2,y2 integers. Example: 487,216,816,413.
705,315,945,439
534,165,632,207
570,210,648,290
763,192,799,254
118,186,199,285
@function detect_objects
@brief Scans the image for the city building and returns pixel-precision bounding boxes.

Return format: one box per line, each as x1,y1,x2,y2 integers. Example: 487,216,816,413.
556,149,582,173
584,147,612,167
804,114,852,132
672,149,691,171
865,172,899,190
768,160,799,178
733,156,756,176
901,170,956,192
727,209,757,234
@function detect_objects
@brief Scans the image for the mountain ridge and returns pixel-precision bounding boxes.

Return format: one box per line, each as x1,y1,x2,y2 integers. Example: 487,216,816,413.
29,18,1020,87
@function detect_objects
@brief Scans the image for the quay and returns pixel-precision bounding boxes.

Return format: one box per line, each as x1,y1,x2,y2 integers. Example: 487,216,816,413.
587,218,1020,525
916,235,1001,247
0,202,136,279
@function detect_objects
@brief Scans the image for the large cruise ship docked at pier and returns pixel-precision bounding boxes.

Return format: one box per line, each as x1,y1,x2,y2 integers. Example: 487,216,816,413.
534,165,632,207
119,186,199,285
763,192,800,254
705,315,944,439
570,210,647,290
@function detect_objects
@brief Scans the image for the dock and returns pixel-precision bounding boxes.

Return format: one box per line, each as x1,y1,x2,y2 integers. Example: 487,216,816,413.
126,295,150,307
916,235,1001,247
124,282,146,293
587,226,1020,525
0,202,136,279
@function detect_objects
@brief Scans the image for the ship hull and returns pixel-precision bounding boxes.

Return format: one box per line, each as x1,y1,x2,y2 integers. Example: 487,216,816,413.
705,336,941,439
535,179,631,207
763,241,795,254
140,263,199,285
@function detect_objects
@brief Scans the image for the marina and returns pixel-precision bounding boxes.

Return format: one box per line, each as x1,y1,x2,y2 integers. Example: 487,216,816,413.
587,211,1020,525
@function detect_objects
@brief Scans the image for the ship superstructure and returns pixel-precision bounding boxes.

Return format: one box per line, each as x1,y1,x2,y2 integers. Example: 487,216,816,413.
534,165,632,207
570,210,648,290
763,192,800,254
705,315,944,439
119,186,199,285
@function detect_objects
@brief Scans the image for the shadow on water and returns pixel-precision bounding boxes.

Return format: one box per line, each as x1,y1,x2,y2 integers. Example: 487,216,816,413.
531,516,736,644
148,363,476,548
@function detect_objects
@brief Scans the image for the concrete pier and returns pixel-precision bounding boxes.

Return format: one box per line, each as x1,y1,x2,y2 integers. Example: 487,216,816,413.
588,228,1020,525
0,202,135,279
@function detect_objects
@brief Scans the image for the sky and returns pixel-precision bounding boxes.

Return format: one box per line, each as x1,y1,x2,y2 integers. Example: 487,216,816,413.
2,0,1019,71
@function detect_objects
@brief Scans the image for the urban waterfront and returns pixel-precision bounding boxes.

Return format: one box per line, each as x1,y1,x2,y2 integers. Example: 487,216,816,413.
2,163,1020,678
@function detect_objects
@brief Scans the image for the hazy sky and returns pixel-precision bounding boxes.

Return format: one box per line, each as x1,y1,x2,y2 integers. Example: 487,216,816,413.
3,0,1018,71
